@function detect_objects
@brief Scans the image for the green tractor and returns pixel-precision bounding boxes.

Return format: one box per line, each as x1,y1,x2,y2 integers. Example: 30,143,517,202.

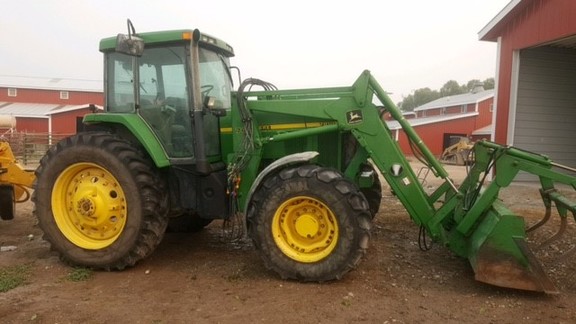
34,21,576,293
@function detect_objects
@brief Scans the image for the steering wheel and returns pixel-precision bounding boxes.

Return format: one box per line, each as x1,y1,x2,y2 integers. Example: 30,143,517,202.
201,85,214,97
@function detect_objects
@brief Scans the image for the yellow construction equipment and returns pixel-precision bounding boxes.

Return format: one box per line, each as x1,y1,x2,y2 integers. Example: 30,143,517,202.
440,136,474,165
0,118,35,220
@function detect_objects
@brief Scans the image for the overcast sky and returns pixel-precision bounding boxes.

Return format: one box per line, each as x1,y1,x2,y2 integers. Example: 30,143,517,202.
0,0,510,102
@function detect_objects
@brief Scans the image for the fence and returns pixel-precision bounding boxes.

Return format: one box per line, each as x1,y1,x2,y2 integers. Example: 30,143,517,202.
2,132,72,169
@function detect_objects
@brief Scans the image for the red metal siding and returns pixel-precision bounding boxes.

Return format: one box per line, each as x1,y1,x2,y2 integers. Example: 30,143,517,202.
445,106,462,114
425,109,442,117
0,87,103,105
15,117,48,133
396,117,478,156
393,96,493,155
51,108,94,134
476,99,493,129
494,45,513,144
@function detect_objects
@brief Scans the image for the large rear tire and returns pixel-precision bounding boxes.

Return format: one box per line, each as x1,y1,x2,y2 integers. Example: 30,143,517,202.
33,132,169,270
248,165,371,281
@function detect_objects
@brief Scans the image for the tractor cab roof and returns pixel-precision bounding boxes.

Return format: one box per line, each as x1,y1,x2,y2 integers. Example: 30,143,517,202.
99,29,235,57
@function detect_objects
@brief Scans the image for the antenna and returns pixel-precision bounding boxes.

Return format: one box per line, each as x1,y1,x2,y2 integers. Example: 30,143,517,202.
127,19,136,38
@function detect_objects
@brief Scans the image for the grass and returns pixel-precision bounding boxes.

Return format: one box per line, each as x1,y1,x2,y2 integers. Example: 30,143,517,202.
0,264,31,293
67,267,93,282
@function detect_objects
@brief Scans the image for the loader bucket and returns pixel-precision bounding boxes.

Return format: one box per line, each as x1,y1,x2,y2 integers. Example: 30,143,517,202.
466,201,558,294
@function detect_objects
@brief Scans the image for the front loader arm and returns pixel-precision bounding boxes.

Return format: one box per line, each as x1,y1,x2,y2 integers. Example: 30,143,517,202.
350,71,576,293
350,71,460,236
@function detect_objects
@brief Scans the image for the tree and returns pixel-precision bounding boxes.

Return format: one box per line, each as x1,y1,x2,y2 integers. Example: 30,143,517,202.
399,87,440,111
398,77,496,111
483,77,495,90
440,80,464,97
464,79,481,92
463,78,495,92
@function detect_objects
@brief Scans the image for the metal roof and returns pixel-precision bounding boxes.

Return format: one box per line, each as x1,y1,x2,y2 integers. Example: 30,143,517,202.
479,0,576,49
0,102,102,118
386,112,479,130
413,89,494,112
0,75,102,92
472,124,493,135
478,0,523,41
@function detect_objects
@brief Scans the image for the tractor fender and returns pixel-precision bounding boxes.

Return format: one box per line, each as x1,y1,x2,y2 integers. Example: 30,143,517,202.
244,151,319,214
83,113,170,168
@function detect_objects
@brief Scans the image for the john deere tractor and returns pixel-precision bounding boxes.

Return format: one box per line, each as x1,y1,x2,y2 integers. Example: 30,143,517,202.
32,21,576,293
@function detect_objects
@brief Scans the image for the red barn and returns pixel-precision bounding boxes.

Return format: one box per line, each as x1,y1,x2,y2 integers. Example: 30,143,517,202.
479,0,576,171
387,88,494,156
0,76,103,134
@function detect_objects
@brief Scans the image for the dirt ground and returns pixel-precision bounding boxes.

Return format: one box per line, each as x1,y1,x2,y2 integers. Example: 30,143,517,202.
2,163,576,324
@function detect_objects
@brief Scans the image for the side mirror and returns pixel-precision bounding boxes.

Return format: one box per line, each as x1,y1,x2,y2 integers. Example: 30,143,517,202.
116,33,144,57
204,96,227,117
203,95,216,110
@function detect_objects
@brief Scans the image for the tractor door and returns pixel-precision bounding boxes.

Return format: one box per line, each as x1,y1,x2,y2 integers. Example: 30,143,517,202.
106,47,195,158
105,45,232,162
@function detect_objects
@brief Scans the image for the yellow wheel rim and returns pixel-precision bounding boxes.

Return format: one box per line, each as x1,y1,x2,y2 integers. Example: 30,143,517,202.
51,163,127,250
272,196,338,263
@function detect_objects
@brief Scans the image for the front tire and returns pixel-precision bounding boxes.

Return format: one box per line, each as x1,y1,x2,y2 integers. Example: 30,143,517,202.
33,132,168,270
248,165,371,281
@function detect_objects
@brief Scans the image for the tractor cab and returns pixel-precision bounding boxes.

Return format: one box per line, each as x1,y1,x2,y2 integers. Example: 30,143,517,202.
97,22,234,170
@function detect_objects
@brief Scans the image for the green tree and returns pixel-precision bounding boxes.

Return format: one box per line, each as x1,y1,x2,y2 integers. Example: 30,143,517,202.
483,77,495,90
464,79,481,92
399,87,440,111
398,77,496,111
440,80,464,97
463,78,495,92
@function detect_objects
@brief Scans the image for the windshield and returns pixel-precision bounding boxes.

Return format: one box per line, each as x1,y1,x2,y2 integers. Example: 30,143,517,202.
106,47,231,112
198,47,232,109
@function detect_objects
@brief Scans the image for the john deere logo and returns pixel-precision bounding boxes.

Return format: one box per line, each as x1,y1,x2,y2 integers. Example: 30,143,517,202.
347,110,363,124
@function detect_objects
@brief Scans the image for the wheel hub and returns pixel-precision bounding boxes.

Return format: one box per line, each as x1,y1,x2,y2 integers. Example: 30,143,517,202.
272,196,338,263
76,197,95,217
52,163,127,250
294,213,319,238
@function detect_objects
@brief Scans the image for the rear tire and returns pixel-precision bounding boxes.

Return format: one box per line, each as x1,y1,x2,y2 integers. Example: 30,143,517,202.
248,165,371,281
33,132,169,270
